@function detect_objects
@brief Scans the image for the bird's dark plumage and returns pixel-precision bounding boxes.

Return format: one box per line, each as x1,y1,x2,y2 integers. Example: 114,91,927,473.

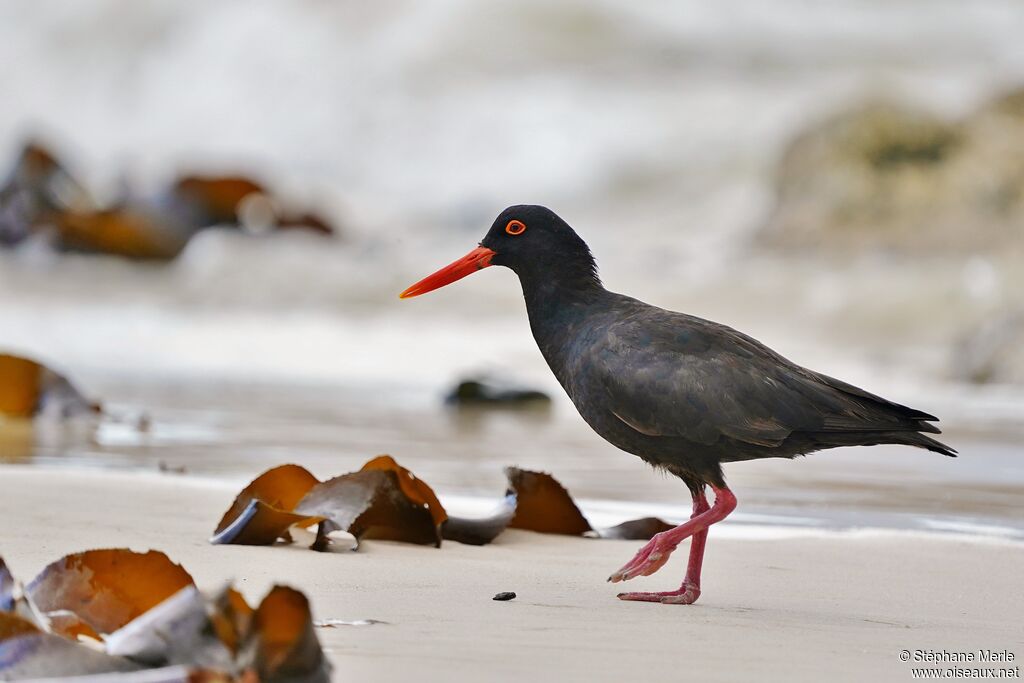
477,205,954,490
402,204,956,604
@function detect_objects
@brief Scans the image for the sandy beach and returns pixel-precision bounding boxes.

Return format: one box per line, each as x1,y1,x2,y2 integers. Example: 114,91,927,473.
2,465,1021,682
3,4,1024,681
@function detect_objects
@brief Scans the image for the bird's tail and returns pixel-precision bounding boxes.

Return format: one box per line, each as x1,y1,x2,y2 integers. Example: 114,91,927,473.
812,429,957,457
811,372,957,457
890,431,957,457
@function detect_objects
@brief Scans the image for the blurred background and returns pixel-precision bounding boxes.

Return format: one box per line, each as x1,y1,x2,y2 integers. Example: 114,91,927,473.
1,1,1022,536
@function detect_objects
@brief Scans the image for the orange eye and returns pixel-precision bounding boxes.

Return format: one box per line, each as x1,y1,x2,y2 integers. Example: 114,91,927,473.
505,219,526,236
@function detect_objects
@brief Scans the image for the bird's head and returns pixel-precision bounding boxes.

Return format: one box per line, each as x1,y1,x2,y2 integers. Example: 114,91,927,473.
400,204,599,299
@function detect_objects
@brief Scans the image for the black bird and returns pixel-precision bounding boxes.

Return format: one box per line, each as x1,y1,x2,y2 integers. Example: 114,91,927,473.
401,205,955,605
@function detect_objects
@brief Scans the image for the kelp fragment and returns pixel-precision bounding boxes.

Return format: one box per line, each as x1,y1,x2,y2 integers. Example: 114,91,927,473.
171,174,336,236
211,464,323,546
0,355,41,418
0,140,93,246
442,468,670,543
104,585,234,669
296,469,441,547
0,557,47,632
241,586,330,683
0,353,100,419
1,141,337,260
41,610,103,642
0,558,14,612
172,175,267,226
212,458,673,552
214,457,448,550
275,211,335,235
592,517,675,540
360,455,447,527
53,208,188,260
0,551,330,680
209,587,254,657
442,494,517,546
441,468,675,543
506,467,593,535
0,611,39,640
0,611,143,676
26,549,195,637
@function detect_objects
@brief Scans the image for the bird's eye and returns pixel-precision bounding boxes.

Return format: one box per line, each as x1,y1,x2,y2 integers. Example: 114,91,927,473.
505,220,526,236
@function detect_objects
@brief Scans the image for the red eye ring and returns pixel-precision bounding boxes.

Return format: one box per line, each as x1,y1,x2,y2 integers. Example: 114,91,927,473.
505,219,526,235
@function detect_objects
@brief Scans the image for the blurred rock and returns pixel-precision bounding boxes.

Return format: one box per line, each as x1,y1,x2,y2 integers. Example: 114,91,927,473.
988,88,1024,118
760,93,1024,254
445,376,551,408
953,310,1024,385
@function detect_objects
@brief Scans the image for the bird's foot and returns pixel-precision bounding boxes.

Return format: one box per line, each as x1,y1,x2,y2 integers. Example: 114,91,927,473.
617,581,700,605
606,531,680,583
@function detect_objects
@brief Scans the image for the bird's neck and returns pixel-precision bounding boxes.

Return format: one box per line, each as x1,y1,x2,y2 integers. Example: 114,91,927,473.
518,264,604,316
516,268,608,376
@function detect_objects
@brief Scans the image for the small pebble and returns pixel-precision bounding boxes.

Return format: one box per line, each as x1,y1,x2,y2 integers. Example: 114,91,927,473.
492,591,516,601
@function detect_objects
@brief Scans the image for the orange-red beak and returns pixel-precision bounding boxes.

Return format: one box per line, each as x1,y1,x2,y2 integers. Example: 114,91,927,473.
400,246,496,299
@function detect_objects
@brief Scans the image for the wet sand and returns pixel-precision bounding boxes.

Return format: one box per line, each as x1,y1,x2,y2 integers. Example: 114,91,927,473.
4,377,1023,541
1,465,1021,682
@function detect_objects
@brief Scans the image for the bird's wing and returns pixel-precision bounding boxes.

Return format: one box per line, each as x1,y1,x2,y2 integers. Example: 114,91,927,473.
589,312,918,448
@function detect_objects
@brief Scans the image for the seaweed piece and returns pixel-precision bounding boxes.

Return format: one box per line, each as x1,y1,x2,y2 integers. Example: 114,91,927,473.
442,493,517,546
171,175,266,226
445,469,672,543
0,353,100,419
592,517,675,540
53,208,189,260
1,551,331,680
359,455,448,527
25,549,195,638
0,611,39,640
0,558,14,612
0,140,93,246
215,457,448,549
506,467,593,535
211,464,323,545
212,459,672,551
241,586,331,683
0,355,42,418
296,469,442,548
0,611,142,676
104,585,234,669
274,210,335,235
209,586,254,657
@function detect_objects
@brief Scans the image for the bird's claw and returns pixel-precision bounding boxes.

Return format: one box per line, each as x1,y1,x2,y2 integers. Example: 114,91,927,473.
617,582,701,605
607,535,676,583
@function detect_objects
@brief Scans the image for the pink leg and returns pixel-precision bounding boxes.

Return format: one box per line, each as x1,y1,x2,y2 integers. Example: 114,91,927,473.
616,491,710,604
611,486,735,605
